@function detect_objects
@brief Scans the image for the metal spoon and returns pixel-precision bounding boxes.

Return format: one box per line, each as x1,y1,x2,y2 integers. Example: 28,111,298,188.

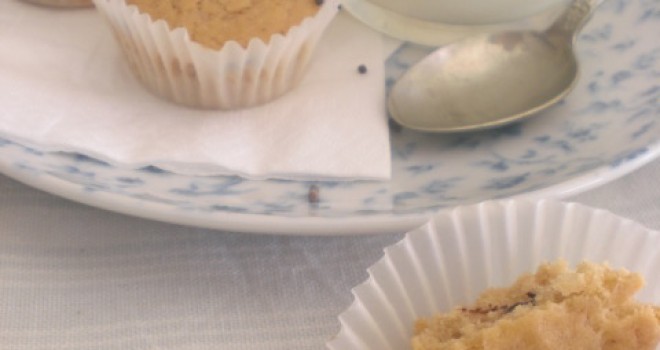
388,0,603,133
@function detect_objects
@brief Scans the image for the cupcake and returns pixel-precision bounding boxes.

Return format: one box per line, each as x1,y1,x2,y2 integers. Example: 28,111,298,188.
328,200,660,350
413,261,660,349
21,0,93,7
92,0,340,109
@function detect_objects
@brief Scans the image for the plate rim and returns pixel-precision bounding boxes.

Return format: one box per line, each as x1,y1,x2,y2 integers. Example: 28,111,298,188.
2,141,658,235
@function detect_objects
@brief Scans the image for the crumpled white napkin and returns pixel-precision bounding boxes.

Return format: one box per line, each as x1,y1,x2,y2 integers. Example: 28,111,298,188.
0,2,390,181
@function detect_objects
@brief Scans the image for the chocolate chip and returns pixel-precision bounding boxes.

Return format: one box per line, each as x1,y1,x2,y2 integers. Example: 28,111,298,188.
504,302,524,314
358,64,368,74
315,0,324,5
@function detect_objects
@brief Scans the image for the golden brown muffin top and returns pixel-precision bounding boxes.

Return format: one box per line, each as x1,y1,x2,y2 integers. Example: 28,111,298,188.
413,261,660,350
125,0,322,49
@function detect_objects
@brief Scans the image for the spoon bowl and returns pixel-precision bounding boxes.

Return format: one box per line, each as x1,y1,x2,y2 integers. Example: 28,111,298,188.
388,0,602,133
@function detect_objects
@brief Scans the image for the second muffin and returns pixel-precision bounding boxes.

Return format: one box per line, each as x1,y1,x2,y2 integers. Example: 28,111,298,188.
93,0,340,109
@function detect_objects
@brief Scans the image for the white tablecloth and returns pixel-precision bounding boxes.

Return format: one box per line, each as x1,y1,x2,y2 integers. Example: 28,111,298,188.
1,160,660,349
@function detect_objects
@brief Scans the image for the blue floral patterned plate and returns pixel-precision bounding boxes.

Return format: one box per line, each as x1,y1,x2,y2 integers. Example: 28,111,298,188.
0,0,658,235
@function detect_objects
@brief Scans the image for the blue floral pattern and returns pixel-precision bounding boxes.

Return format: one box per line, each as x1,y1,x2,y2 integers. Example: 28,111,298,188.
0,0,658,232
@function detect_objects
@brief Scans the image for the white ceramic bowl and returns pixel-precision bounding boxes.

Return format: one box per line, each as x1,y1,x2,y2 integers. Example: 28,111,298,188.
364,0,570,25
328,199,660,349
341,0,571,46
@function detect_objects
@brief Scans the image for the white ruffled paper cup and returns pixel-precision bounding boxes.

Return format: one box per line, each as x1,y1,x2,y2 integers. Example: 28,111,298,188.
328,199,660,350
92,0,340,109
21,0,92,7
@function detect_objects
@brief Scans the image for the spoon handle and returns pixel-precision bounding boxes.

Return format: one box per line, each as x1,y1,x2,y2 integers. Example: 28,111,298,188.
547,0,604,39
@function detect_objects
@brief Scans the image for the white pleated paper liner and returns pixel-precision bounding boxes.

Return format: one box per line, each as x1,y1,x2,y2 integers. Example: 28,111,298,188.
21,0,92,7
327,199,660,350
92,0,340,109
